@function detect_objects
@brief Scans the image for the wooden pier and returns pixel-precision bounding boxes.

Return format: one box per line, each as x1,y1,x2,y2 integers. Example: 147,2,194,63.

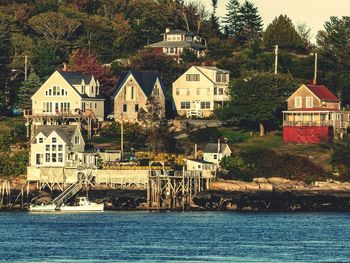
146,170,211,210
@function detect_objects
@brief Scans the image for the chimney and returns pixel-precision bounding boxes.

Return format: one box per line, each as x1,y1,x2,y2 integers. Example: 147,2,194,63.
165,28,170,33
217,138,220,155
312,78,317,85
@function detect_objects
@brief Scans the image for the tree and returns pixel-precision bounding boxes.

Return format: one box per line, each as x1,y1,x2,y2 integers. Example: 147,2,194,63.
180,48,198,63
209,0,221,37
17,71,42,109
316,16,350,69
222,0,241,37
237,0,263,44
217,72,299,136
68,48,117,97
32,39,62,79
175,1,208,33
263,15,306,52
28,12,81,44
137,96,175,153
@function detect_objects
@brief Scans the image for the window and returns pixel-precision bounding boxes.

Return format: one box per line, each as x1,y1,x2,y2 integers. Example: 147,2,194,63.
46,145,50,151
36,154,41,165
135,104,139,112
131,86,134,100
52,137,57,143
58,153,63,162
295,97,302,108
82,102,86,111
58,145,63,151
200,101,210,109
74,136,80,144
213,154,218,160
123,104,127,112
38,138,43,144
48,89,52,96
180,101,191,109
45,153,50,162
216,73,228,82
186,74,200,81
218,88,224,95
176,89,180,95
95,103,97,109
52,145,57,151
214,87,217,95
306,97,313,108
52,153,57,162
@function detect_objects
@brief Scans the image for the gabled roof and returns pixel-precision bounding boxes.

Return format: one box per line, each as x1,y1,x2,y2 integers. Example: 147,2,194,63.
204,143,231,154
58,70,93,86
197,66,230,73
166,29,194,35
112,70,165,99
33,125,80,144
305,85,339,102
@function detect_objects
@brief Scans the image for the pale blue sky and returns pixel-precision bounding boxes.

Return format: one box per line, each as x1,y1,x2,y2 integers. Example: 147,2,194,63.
199,0,350,41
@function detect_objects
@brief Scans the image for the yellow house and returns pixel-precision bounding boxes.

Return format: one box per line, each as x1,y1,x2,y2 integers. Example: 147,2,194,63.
31,70,105,121
172,66,230,118
112,70,166,123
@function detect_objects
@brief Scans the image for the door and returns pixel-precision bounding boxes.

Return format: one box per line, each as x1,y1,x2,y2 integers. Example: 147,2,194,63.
194,101,201,111
36,154,42,165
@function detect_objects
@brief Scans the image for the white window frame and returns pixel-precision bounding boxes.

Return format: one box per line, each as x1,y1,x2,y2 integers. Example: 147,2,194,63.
295,97,302,108
306,97,313,108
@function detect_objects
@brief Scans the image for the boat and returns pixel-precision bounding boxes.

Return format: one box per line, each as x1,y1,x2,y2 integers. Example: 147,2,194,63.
28,203,57,212
59,197,104,212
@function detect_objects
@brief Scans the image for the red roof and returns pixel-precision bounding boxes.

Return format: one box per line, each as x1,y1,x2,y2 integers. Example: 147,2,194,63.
306,85,339,102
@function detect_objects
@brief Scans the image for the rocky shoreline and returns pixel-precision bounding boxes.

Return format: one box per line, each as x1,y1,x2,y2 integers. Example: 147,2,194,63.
3,177,350,212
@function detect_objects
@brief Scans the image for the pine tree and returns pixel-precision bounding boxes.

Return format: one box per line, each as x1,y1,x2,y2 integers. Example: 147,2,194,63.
223,0,241,37
17,71,42,109
209,0,221,37
237,1,263,44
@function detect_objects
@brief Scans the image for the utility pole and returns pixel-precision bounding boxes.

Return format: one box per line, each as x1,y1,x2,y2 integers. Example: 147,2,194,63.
120,113,124,161
274,45,278,75
313,53,318,85
24,55,28,81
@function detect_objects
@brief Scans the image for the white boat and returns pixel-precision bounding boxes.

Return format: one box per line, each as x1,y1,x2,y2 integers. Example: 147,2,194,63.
59,197,104,212
28,203,57,212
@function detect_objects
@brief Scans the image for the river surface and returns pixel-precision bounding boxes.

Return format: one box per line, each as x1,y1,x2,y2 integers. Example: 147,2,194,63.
0,211,349,262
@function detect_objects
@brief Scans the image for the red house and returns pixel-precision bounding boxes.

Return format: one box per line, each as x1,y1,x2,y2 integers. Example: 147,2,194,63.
283,84,350,143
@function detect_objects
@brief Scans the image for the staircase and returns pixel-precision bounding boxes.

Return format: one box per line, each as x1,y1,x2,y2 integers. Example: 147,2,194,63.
51,180,83,207
186,110,203,118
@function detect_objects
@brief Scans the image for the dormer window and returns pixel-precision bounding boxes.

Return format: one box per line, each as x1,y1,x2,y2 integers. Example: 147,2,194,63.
38,138,43,144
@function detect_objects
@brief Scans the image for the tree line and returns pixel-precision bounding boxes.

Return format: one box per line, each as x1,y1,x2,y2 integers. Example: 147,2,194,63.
0,0,349,134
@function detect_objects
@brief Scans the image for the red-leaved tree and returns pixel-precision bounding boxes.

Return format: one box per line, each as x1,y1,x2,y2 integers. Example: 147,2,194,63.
68,48,117,97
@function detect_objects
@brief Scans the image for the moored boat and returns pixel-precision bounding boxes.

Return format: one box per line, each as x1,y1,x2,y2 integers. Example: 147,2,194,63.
28,203,57,212
59,197,104,212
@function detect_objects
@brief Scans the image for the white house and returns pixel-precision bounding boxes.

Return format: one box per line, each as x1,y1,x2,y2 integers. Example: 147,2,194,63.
30,70,105,121
30,125,96,168
145,28,206,63
172,66,230,118
203,143,232,164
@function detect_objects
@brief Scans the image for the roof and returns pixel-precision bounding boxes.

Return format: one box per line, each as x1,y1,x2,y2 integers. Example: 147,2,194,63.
196,66,230,73
204,143,231,154
57,70,104,100
186,159,214,164
33,125,79,144
112,70,165,99
306,85,339,102
58,70,93,86
145,41,206,49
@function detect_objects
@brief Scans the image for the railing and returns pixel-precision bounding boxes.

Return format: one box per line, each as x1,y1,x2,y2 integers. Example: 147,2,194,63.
51,180,83,207
24,109,96,118
186,110,203,118
65,160,96,169
283,121,331,127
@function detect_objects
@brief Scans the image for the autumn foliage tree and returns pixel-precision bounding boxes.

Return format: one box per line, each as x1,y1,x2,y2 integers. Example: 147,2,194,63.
68,48,117,97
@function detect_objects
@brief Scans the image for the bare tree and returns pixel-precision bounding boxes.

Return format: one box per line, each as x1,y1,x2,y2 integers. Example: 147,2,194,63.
175,1,208,33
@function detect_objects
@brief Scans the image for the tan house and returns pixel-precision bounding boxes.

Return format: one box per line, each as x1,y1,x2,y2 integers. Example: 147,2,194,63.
283,84,350,143
31,70,105,121
145,28,206,63
112,70,166,123
29,125,97,168
172,66,230,118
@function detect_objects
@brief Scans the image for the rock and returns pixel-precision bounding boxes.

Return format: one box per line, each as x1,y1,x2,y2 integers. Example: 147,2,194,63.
253,177,268,183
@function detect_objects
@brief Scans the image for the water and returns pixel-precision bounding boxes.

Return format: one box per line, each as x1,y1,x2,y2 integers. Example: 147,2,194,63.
0,212,349,262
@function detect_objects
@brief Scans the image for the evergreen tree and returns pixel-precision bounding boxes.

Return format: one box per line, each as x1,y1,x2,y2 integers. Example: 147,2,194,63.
263,15,306,52
223,0,241,37
209,0,221,37
17,71,42,109
237,0,263,44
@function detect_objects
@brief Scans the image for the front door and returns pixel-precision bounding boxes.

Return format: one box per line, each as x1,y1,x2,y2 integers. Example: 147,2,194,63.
36,154,42,166
194,101,201,111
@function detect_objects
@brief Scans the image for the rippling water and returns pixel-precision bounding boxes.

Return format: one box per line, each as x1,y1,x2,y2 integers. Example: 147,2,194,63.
1,212,350,262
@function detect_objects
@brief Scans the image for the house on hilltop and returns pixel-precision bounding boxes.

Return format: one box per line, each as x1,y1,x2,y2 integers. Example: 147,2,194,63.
30,70,105,121
203,142,232,164
172,66,230,118
283,84,350,143
145,28,206,63
112,70,166,123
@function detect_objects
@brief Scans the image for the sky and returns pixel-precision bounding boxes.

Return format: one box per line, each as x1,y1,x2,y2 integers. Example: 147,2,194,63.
200,0,350,42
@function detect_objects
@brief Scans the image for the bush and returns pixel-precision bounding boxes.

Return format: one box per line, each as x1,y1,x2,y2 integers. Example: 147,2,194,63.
0,150,29,178
219,149,327,182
